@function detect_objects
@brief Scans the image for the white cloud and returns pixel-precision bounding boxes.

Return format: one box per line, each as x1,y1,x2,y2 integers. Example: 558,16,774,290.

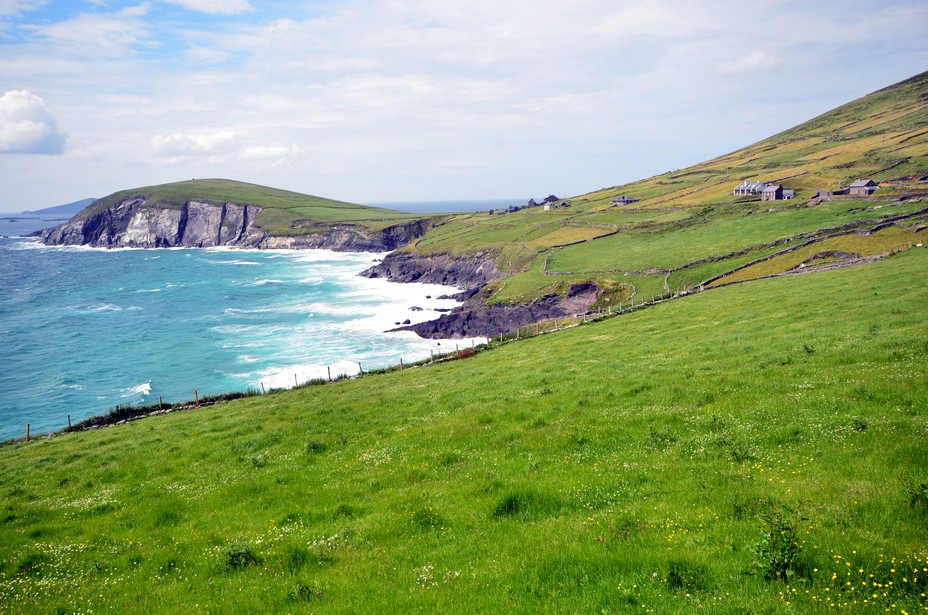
151,131,237,157
0,90,65,154
164,0,252,15
0,0,45,18
240,143,305,162
716,50,781,76
23,4,151,57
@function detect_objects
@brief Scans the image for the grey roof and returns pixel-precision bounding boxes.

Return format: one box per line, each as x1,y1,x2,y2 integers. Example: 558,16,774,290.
762,184,781,192
850,179,877,188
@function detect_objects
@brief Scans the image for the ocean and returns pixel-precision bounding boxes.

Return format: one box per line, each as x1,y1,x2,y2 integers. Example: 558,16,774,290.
366,198,525,214
0,230,482,440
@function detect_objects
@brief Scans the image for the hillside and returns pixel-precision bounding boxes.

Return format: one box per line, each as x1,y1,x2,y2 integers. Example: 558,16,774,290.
41,179,435,250
22,198,96,216
381,71,927,333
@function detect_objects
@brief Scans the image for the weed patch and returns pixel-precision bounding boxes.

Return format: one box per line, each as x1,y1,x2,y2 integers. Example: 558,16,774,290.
224,543,261,571
751,501,807,582
493,489,561,521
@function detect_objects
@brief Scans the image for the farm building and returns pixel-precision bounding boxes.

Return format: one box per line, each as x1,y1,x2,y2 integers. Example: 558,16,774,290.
762,184,784,201
733,180,768,196
543,200,571,211
610,196,639,206
849,179,879,196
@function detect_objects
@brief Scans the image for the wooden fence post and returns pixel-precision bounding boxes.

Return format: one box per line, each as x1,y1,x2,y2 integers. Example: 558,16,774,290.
26,423,30,442
327,366,332,382
400,357,404,370
194,390,199,407
358,362,363,374
67,415,71,429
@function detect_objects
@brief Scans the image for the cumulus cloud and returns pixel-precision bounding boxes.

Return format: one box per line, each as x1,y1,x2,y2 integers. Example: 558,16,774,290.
164,0,252,15
716,50,781,76
0,90,66,154
151,131,237,157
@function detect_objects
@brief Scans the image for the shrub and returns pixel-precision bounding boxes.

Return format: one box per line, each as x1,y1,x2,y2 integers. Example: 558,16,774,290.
224,543,260,571
306,440,328,455
904,478,928,510
751,501,807,582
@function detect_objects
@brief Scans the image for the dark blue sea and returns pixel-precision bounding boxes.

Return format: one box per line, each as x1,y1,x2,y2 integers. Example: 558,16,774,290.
0,231,480,440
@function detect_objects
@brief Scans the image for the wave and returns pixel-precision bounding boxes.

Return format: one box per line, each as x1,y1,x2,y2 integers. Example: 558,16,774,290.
123,382,152,397
247,360,364,390
251,278,289,286
81,303,143,313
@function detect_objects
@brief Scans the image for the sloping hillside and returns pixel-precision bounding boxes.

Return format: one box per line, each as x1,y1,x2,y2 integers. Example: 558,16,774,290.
398,71,927,314
1,247,925,613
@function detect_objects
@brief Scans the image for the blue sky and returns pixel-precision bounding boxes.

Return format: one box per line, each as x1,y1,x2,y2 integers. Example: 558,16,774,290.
0,0,926,211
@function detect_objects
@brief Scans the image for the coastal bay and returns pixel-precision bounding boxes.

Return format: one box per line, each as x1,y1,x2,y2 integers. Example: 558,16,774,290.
0,239,480,440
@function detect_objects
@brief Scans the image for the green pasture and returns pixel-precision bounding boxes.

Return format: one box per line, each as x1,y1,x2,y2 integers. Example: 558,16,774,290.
2,249,926,613
547,199,926,275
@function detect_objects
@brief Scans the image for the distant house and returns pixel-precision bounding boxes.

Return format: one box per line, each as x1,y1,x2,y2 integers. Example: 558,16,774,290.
610,196,639,206
733,180,767,196
783,189,795,200
849,179,879,196
544,200,571,211
762,184,784,201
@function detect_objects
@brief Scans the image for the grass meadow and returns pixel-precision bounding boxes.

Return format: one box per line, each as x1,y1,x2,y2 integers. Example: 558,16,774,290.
2,248,926,613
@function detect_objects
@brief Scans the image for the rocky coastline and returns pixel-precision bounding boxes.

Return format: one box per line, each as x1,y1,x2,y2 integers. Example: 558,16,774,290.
40,197,600,339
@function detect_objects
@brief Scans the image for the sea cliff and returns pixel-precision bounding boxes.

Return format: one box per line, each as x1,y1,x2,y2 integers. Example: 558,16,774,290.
40,197,431,252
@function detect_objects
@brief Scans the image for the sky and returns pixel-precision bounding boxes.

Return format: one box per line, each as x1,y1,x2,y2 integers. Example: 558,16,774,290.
0,0,926,211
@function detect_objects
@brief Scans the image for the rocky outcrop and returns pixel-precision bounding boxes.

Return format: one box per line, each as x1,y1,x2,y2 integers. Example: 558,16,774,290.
40,197,433,251
394,281,603,339
360,251,501,289
263,218,433,252
41,197,265,248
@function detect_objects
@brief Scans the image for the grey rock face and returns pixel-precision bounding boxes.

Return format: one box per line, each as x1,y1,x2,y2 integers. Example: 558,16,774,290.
359,251,500,289
40,197,431,251
41,197,263,248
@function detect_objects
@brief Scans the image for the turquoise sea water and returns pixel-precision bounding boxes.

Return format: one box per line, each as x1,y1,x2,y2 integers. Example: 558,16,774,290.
0,237,477,440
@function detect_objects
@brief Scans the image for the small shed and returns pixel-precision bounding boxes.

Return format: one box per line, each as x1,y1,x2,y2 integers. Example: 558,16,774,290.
849,179,879,196
610,196,639,206
783,189,795,200
543,200,571,211
762,184,783,201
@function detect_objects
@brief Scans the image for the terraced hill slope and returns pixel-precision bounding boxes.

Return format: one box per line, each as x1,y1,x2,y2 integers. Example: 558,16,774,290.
385,71,927,330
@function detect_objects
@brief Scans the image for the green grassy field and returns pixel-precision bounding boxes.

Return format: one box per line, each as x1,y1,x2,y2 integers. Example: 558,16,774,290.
2,248,926,613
